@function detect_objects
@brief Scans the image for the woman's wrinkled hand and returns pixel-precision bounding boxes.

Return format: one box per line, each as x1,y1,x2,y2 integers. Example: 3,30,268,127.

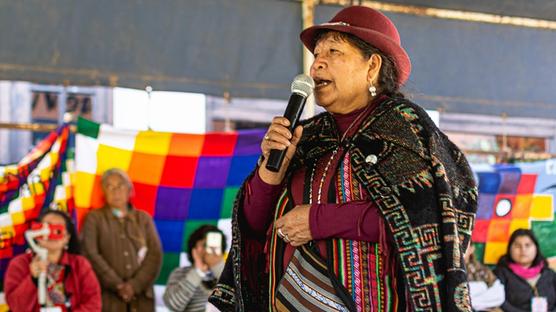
275,204,312,247
259,117,303,185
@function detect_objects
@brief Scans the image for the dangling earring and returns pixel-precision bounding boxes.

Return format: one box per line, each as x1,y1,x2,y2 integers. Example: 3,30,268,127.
64,245,68,250
369,85,377,97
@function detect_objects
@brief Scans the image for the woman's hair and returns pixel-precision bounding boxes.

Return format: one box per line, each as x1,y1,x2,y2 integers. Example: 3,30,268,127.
313,30,405,99
37,209,81,255
101,168,133,191
187,225,227,263
498,228,546,267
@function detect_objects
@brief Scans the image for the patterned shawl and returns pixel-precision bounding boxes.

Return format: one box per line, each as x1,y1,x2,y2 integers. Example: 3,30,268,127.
209,97,478,312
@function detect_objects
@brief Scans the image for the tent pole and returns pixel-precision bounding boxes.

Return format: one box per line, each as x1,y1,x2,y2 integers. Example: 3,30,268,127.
302,0,316,118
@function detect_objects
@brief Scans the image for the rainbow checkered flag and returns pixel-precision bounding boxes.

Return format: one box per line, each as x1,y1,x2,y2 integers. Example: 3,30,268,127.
75,117,264,283
472,163,556,267
0,125,73,289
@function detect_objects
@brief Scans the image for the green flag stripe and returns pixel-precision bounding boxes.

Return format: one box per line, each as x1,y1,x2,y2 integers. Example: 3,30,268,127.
77,117,100,138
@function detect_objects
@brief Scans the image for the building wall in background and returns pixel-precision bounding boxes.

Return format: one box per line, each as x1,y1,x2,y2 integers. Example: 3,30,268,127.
0,83,112,164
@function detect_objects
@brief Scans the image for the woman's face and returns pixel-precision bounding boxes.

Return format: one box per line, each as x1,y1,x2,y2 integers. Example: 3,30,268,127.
38,213,69,253
103,174,131,209
510,235,537,267
310,32,380,114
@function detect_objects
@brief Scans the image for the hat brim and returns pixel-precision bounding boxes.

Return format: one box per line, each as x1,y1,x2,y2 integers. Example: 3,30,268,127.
300,24,411,86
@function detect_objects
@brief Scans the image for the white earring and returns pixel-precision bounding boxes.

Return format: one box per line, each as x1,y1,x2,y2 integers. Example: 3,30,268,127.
369,85,377,97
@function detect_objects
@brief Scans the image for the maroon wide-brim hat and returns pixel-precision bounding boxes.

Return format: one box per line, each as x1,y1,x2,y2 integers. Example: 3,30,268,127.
300,6,411,86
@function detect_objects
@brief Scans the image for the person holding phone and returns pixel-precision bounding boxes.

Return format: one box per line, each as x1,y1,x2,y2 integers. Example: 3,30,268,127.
163,225,227,312
4,210,102,311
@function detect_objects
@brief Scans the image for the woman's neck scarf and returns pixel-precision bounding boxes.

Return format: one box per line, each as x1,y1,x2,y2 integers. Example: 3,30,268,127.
508,261,544,279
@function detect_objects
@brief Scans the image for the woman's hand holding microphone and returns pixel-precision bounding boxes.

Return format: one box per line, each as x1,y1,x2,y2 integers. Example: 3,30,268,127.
259,117,303,185
259,117,312,246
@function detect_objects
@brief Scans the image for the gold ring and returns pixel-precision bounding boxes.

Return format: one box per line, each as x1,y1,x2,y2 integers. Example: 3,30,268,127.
264,135,270,140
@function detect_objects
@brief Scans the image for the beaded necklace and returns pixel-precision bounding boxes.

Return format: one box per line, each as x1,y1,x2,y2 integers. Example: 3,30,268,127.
310,104,373,204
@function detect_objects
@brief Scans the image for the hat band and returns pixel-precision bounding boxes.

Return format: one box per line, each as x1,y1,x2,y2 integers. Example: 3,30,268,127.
319,21,350,27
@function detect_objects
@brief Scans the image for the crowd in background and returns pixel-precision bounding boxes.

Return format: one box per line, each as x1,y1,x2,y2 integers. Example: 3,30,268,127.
3,168,556,311
3,169,225,312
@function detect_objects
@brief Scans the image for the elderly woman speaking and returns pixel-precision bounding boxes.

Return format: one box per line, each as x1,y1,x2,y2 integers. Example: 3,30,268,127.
210,6,477,312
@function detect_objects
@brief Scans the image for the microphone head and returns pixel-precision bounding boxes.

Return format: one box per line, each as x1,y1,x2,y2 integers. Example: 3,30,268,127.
291,74,315,98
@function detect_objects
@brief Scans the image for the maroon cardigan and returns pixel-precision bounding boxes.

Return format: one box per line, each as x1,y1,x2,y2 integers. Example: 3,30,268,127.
4,251,102,312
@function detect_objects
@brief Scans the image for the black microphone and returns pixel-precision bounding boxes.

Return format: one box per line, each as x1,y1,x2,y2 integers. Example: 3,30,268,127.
266,74,315,172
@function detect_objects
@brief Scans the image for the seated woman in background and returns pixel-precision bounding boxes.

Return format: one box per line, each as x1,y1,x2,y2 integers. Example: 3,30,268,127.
4,210,102,311
464,242,504,311
495,229,556,312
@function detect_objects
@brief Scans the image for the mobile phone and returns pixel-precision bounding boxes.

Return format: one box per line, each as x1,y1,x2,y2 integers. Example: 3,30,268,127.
31,222,65,240
206,232,223,255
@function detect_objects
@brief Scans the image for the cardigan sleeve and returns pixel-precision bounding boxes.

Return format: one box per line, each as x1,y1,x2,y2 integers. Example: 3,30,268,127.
4,254,39,312
242,169,284,234
309,200,380,242
72,255,102,312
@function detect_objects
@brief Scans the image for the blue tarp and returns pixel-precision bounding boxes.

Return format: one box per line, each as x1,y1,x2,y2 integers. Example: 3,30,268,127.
1,1,555,118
